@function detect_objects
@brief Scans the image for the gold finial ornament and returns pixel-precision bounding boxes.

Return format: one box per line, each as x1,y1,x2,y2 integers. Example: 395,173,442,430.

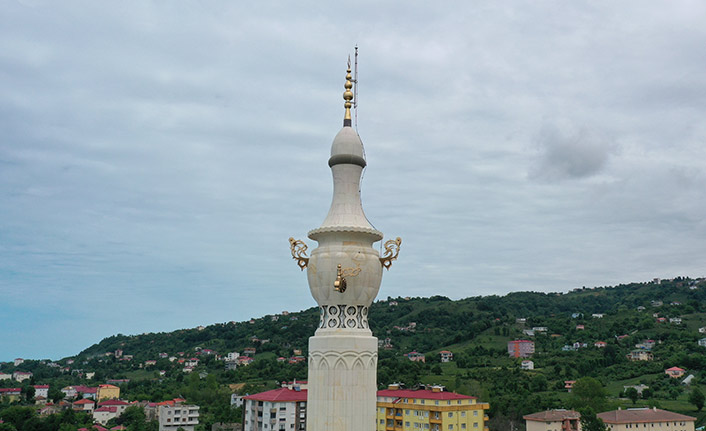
343,57,354,124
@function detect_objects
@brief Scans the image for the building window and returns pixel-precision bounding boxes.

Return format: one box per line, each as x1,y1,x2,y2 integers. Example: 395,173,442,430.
406,422,410,427
380,420,384,424
461,412,466,417
449,425,453,430
461,425,466,430
473,423,478,428
448,413,453,418
435,401,439,405
473,411,478,416
406,410,410,415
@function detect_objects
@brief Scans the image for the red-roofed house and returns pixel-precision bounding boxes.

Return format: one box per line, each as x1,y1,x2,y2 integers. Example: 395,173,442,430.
439,350,453,362
73,398,95,413
243,388,307,431
665,366,686,378
598,407,695,430
93,406,119,424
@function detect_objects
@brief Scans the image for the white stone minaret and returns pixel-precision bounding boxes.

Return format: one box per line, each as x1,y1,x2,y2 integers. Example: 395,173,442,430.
289,61,401,431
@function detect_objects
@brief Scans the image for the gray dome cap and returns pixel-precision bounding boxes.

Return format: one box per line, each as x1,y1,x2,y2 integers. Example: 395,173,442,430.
328,126,366,168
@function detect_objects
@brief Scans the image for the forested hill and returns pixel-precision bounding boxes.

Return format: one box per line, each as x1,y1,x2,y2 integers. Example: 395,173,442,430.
77,276,706,362
4,276,706,430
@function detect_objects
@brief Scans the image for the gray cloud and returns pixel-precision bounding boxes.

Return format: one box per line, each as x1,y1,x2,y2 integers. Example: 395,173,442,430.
530,124,616,180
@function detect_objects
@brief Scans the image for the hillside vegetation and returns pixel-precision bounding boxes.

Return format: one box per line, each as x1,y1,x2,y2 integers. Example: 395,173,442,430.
2,277,706,430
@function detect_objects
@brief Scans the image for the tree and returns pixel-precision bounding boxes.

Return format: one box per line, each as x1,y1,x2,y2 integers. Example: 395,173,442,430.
689,388,705,412
625,387,639,405
569,377,608,412
578,407,608,431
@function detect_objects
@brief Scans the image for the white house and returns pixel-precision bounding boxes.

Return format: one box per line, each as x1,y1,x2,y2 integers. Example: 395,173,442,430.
13,371,33,382
33,385,49,399
14,358,24,367
669,317,682,324
698,338,706,347
521,360,534,370
0,373,11,381
592,313,604,318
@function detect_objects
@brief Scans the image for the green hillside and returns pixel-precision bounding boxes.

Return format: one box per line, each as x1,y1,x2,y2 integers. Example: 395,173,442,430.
2,277,706,431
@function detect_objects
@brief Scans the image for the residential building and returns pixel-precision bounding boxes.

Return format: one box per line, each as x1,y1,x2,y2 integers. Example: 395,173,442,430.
98,400,130,416
406,351,426,362
62,386,79,399
564,381,575,392
0,373,12,380
158,403,200,431
0,388,22,402
523,329,535,337
243,387,307,431
592,313,604,318
669,317,682,324
698,338,706,347
521,360,534,370
73,399,96,413
439,351,453,362
523,409,580,431
13,371,33,382
14,358,24,366
243,347,257,356
532,327,548,333
594,341,607,348
597,407,695,431
508,340,534,358
93,407,120,425
97,384,120,401
699,327,706,334
376,385,490,431
665,367,685,379
33,385,49,399
627,350,653,361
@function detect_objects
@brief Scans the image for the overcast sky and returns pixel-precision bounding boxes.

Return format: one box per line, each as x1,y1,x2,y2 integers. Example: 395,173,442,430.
1,1,705,362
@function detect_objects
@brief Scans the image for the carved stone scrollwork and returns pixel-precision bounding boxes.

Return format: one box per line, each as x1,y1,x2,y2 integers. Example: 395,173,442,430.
288,237,309,270
379,237,402,270
319,305,369,329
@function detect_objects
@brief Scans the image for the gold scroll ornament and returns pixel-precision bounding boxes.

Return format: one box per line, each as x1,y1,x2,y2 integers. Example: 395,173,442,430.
379,237,402,270
288,237,309,270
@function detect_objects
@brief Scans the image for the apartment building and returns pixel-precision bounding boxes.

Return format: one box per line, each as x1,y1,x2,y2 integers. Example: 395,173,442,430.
376,385,489,431
158,404,200,431
507,340,535,358
243,387,307,431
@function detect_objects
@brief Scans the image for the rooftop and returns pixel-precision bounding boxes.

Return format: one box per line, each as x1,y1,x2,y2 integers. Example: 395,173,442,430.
244,387,307,402
377,388,476,401
597,408,695,424
524,409,580,422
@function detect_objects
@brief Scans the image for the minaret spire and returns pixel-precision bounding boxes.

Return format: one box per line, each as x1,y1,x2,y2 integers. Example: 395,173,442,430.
343,57,354,127
288,55,401,431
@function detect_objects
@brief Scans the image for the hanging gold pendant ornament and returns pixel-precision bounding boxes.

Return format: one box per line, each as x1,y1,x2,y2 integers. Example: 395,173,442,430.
333,264,347,293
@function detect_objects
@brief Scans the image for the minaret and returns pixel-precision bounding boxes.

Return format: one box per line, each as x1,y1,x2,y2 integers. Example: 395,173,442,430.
289,60,401,431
